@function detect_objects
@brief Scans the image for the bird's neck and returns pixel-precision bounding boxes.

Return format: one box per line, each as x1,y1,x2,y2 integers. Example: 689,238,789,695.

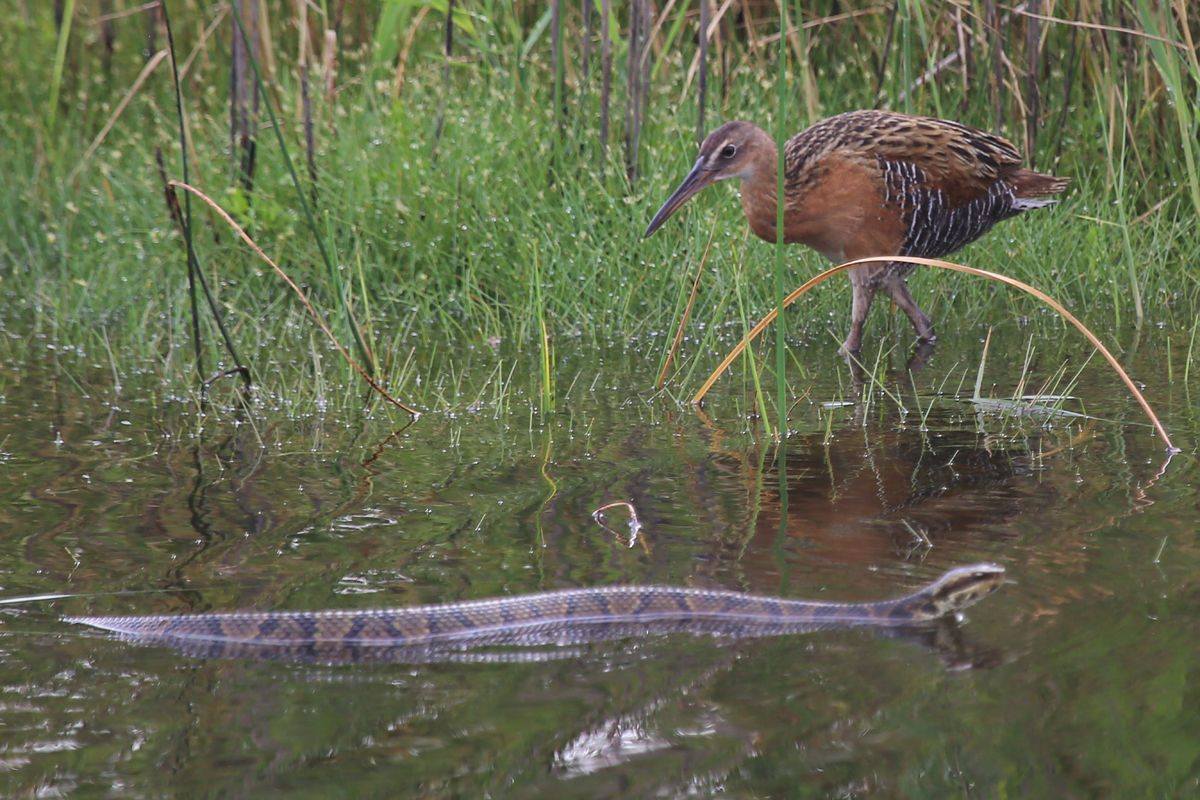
739,138,783,243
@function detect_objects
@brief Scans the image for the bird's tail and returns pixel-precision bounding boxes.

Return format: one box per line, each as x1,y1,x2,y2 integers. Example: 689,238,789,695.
1010,169,1070,199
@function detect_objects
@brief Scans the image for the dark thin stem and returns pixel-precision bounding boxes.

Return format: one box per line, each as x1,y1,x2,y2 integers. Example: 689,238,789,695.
551,0,563,139
162,1,247,388
989,0,1005,131
158,2,204,382
625,0,639,184
1025,0,1041,168
698,0,709,144
640,0,651,122
302,62,317,203
874,0,899,106
600,0,612,160
580,0,592,98
1052,0,1080,166
230,0,259,190
228,0,375,375
432,0,454,164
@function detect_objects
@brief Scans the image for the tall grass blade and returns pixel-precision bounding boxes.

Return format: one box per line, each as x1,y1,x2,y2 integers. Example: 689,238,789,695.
1051,1,1081,166
774,0,788,441
47,0,77,139
1134,0,1200,219
432,0,454,164
657,216,718,389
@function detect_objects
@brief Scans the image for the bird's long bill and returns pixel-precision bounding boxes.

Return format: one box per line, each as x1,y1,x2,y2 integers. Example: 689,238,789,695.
644,158,719,238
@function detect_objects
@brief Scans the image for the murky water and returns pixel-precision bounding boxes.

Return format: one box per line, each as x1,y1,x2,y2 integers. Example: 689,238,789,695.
2,325,1198,798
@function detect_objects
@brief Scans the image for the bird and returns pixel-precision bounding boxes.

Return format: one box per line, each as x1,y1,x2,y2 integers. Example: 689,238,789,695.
644,110,1069,354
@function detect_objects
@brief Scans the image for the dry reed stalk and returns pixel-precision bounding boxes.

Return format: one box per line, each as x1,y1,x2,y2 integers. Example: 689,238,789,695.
67,49,168,184
955,6,970,110
657,216,719,389
392,5,431,99
177,4,228,82
295,0,309,70
737,0,765,69
94,0,158,23
643,0,680,67
680,0,736,100
256,0,276,81
757,10,886,47
894,33,971,106
321,28,336,105
1016,7,1195,51
169,180,420,416
772,0,804,74
690,255,1177,452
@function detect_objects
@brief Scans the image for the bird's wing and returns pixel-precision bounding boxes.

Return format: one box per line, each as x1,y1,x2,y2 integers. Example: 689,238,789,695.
863,118,1023,207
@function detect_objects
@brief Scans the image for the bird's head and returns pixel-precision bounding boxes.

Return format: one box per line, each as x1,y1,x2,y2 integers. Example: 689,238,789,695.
644,121,773,238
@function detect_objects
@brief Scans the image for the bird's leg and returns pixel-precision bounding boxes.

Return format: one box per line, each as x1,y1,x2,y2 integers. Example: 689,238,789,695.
884,275,936,342
839,273,877,355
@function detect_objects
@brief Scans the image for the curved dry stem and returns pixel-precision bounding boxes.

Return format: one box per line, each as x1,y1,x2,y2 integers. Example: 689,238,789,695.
169,180,421,417
692,256,1175,452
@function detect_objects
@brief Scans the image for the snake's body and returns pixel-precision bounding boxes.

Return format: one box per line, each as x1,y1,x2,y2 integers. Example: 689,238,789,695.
67,564,1003,662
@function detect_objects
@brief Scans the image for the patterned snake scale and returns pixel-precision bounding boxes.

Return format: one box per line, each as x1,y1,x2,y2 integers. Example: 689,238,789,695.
67,564,1004,664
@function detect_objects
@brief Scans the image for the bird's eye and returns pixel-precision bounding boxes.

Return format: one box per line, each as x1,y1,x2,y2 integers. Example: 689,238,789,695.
720,144,737,159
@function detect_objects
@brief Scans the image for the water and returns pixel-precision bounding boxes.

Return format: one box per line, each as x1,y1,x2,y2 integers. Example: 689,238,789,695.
1,327,1197,798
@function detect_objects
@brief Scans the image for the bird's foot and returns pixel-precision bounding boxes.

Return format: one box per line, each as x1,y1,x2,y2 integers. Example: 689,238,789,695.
907,339,938,373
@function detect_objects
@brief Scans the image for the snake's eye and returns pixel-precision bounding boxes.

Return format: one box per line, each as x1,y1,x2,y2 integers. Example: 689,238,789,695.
720,144,737,160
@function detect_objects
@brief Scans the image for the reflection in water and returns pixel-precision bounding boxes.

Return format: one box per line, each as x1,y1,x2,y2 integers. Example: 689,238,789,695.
0,340,1194,798
687,400,1053,597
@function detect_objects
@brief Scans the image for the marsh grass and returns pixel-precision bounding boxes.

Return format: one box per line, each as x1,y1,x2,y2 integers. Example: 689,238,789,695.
0,0,1197,420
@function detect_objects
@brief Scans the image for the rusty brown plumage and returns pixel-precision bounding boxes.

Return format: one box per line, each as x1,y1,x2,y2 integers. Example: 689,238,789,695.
645,110,1069,354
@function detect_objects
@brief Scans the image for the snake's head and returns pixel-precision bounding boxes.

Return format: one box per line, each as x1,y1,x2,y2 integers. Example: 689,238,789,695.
925,563,1006,615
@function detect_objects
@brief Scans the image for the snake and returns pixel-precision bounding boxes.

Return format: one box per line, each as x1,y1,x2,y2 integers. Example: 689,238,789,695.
66,563,1004,663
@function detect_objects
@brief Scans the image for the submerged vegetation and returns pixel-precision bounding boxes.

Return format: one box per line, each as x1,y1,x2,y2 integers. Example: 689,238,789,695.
0,0,1197,415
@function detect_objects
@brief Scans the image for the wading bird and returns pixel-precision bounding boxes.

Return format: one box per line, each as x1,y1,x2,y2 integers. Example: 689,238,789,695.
644,110,1069,354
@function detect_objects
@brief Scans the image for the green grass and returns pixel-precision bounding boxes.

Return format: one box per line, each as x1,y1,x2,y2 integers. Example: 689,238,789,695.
0,1,1197,416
